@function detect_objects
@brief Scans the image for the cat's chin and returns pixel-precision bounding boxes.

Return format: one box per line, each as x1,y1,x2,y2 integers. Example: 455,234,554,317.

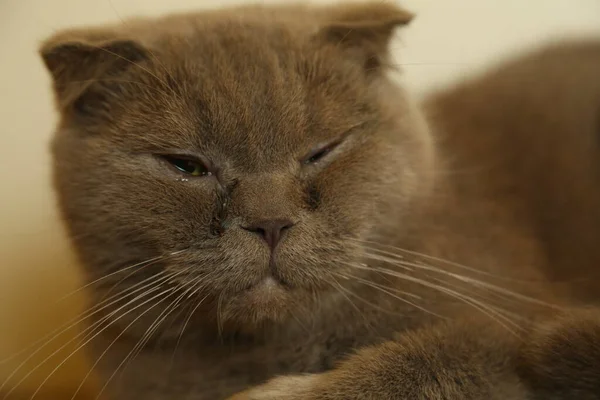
222,276,300,325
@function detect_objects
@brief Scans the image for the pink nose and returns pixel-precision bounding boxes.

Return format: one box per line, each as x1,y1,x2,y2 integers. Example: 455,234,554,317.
242,219,294,250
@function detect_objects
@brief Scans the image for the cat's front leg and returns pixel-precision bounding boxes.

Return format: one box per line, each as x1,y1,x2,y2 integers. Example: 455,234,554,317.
228,310,600,400
228,317,530,400
517,308,600,400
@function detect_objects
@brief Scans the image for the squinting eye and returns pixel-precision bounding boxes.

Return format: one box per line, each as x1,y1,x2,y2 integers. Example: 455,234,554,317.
302,141,341,165
163,156,210,177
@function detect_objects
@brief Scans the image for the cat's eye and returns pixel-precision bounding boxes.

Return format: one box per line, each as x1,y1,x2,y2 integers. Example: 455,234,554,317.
302,141,341,165
162,156,210,177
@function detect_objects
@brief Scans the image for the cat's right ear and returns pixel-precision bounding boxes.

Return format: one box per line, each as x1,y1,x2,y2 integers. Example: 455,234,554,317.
39,28,149,115
318,1,414,74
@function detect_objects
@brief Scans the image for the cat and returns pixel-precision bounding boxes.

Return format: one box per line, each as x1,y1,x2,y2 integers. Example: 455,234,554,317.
34,1,600,399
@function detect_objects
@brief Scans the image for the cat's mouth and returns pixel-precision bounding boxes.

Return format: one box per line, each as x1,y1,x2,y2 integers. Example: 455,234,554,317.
242,273,290,294
228,275,292,317
242,254,292,292
253,275,287,291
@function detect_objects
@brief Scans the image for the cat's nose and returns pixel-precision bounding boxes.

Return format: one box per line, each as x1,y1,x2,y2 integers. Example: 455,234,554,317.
242,219,294,250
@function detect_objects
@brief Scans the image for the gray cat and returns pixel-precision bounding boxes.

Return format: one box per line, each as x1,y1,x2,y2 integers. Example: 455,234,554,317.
38,2,600,399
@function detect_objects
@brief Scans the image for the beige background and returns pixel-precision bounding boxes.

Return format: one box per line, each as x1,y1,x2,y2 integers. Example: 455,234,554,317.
0,0,599,396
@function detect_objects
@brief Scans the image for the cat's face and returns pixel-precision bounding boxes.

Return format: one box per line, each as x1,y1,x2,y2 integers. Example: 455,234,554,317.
44,4,433,329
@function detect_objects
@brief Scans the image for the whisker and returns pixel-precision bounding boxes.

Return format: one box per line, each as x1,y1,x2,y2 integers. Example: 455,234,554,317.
4,282,173,400
329,276,369,325
216,291,225,342
1,269,181,398
0,268,175,389
96,249,188,304
121,271,202,370
58,251,184,302
102,286,199,395
1,251,187,367
288,309,312,336
342,262,524,337
170,294,209,367
423,272,533,315
362,250,560,310
69,288,179,400
419,272,532,322
70,267,202,400
169,277,210,368
350,237,535,282
329,272,407,318
335,271,446,319
339,271,422,300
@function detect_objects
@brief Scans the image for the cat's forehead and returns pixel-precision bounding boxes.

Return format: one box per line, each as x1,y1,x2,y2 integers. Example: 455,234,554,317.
43,1,411,165
134,16,375,168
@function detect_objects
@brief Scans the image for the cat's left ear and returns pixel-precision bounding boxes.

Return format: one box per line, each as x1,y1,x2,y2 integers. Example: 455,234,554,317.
318,1,414,73
39,27,150,114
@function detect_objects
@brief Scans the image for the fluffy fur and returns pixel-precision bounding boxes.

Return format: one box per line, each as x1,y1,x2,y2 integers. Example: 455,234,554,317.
34,1,600,399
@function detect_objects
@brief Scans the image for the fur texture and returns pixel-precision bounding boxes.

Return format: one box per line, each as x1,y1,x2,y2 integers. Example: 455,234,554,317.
35,1,600,399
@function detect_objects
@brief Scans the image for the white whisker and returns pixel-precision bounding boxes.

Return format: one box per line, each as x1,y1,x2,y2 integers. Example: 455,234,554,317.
1,267,184,399
0,269,176,393
329,276,369,325
0,250,186,368
350,237,533,282
70,288,179,400
329,272,407,318
342,262,524,337
335,271,446,319
363,250,560,310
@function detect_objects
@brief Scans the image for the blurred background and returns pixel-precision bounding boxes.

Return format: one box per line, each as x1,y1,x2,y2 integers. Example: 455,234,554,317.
0,0,599,397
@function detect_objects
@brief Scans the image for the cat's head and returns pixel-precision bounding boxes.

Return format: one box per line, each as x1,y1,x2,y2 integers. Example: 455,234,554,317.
41,2,434,332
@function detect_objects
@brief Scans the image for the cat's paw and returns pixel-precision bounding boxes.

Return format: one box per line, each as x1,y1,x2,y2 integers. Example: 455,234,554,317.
518,309,600,399
227,374,320,400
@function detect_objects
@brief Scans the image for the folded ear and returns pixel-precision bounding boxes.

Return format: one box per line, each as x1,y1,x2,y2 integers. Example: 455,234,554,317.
39,27,149,115
319,1,414,72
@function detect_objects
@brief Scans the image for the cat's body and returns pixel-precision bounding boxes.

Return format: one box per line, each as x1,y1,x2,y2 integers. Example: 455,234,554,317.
37,2,600,399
